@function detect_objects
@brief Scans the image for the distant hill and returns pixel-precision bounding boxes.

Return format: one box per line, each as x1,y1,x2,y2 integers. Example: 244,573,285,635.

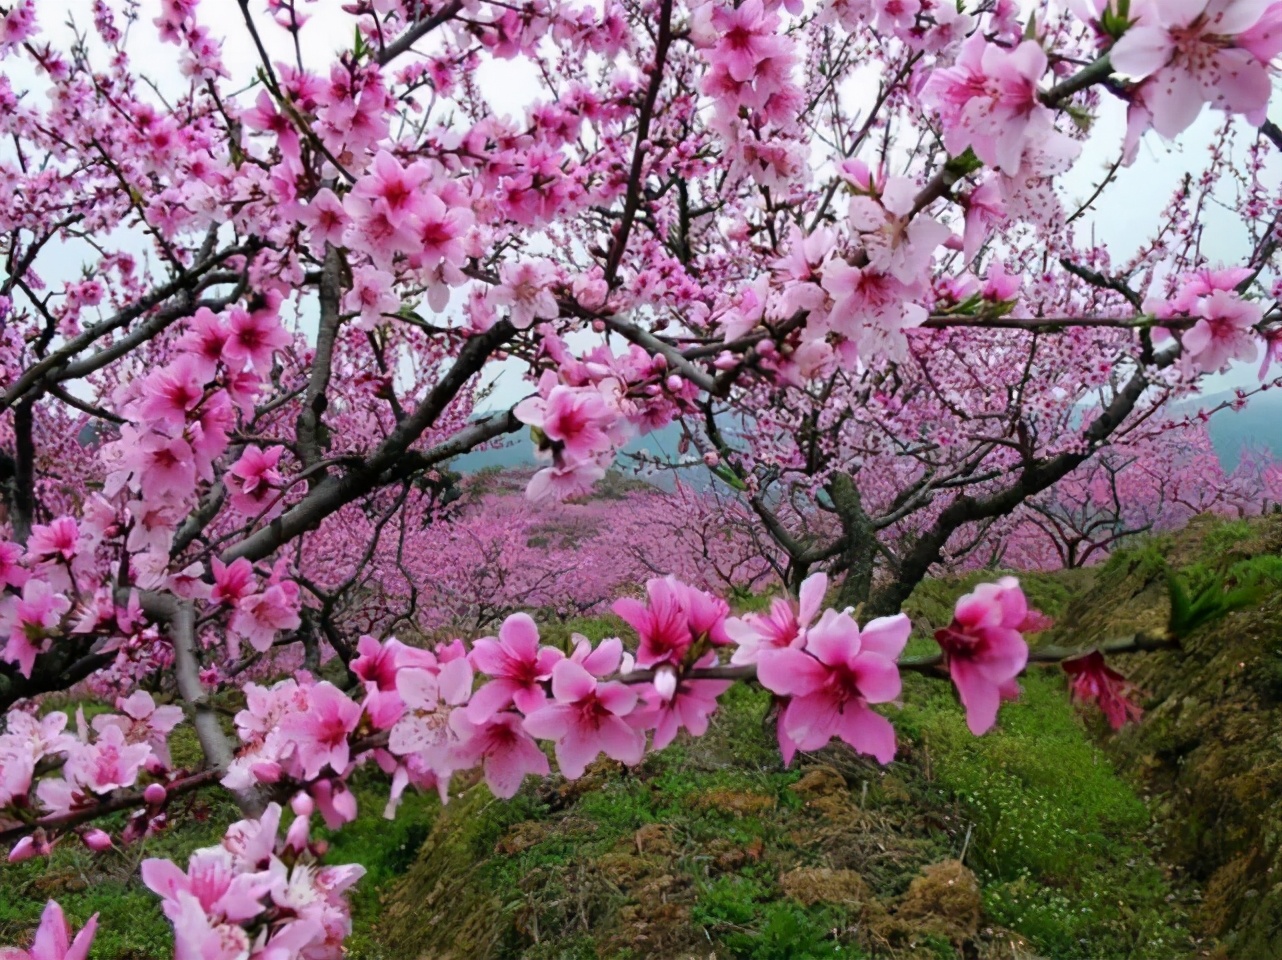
1196,388,1282,467
449,421,704,489
448,390,1281,481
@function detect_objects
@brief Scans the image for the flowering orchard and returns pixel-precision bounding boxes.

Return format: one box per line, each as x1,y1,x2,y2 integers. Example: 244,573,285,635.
1,0,1281,954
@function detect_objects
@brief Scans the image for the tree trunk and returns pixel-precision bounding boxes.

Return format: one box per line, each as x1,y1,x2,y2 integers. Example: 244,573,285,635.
830,473,877,611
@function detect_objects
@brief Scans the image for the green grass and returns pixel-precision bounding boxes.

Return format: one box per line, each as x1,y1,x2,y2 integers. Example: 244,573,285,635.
692,872,863,960
894,664,1190,959
317,774,441,960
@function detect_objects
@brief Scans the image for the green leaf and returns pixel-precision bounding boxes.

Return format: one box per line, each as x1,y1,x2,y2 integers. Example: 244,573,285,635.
1165,569,1192,637
710,464,748,492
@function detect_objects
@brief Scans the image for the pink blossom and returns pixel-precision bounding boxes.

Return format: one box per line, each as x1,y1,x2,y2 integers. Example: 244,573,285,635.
175,308,230,379
221,305,289,373
26,518,80,564
466,613,563,721
64,724,153,794
920,35,1054,175
1,580,72,677
758,610,908,764
297,187,351,250
491,260,559,329
228,580,302,654
210,557,255,606
1110,0,1277,137
92,691,184,769
613,577,693,669
0,541,28,589
1062,651,1144,729
353,635,439,728
614,575,732,669
134,430,197,498
0,900,97,960
515,384,618,461
449,711,551,798
526,455,608,502
279,681,362,779
0,749,34,808
311,778,358,829
1182,289,1262,371
351,150,427,225
640,654,732,751
522,648,644,779
141,848,269,924
344,265,401,329
137,357,205,427
934,577,1032,735
703,0,790,83
388,656,474,771
726,572,827,665
227,445,286,517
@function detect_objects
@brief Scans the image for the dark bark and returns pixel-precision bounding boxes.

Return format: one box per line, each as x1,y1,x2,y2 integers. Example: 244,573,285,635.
830,472,877,610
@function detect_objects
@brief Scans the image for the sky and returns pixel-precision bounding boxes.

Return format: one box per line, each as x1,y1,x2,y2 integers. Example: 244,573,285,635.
12,0,1275,407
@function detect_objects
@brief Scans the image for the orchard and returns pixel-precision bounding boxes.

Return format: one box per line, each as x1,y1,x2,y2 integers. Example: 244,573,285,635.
1,0,1281,955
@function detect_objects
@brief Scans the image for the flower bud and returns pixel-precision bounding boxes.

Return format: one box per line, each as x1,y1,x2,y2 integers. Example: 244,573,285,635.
285,814,311,854
82,829,113,852
143,783,167,805
653,665,678,702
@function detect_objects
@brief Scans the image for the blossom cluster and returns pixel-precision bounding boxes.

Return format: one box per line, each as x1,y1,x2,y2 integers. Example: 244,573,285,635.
142,801,364,960
1,692,181,858
217,574,1059,816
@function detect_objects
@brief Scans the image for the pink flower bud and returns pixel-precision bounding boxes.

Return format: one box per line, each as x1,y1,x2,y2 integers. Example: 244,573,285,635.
82,829,113,852
665,375,683,392
143,783,167,805
251,762,282,783
285,814,311,853
703,451,720,467
653,665,678,702
713,351,737,371
9,836,46,862
757,339,776,356
291,792,315,817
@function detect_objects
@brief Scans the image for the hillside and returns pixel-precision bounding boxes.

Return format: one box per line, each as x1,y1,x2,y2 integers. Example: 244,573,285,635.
369,516,1282,960
7,516,1280,959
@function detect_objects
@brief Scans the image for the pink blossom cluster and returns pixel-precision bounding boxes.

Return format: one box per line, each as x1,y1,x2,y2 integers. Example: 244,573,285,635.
1147,267,1266,374
0,0,1276,952
142,800,364,960
1,692,181,859
512,338,694,500
1098,0,1282,141
210,557,303,658
214,574,1053,814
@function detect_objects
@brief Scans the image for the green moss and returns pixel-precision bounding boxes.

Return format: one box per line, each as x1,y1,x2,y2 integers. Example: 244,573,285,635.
692,873,863,960
894,631,1190,958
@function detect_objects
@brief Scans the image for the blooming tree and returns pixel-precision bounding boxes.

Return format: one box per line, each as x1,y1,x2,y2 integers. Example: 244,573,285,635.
1,0,1281,953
